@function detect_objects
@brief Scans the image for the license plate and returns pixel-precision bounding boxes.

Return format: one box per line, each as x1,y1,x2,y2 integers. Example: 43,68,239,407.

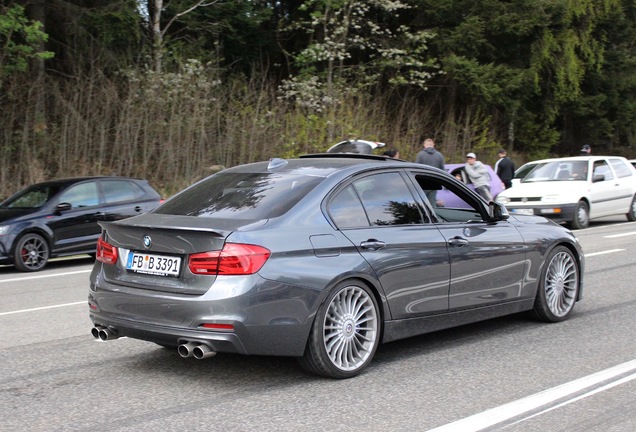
125,251,181,277
511,208,534,215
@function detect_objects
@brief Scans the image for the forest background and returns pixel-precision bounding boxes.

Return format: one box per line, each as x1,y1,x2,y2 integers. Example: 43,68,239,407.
2,0,636,198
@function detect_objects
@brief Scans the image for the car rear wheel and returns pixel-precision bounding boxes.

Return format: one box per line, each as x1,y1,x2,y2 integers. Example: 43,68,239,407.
14,233,49,272
569,200,589,229
532,246,579,322
299,281,380,379
627,195,636,221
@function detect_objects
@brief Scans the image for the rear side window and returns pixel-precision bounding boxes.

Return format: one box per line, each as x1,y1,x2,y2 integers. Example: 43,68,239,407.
156,172,323,219
329,172,426,228
609,159,633,178
101,180,146,203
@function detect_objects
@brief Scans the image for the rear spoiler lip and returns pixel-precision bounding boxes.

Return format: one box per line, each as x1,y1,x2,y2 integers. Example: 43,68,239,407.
99,213,268,235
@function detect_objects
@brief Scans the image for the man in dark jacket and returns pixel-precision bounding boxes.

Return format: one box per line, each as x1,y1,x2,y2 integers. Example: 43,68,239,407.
415,137,445,205
494,149,515,189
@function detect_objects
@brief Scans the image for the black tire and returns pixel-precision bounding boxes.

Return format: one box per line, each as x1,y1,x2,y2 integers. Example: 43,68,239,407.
13,233,49,272
569,200,589,229
532,246,580,322
626,195,636,222
299,280,380,379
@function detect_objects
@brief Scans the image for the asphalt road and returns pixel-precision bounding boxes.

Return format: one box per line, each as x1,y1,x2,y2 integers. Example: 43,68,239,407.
1,218,635,432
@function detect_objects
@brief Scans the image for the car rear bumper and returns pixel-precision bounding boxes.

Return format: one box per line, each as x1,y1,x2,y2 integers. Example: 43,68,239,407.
88,273,319,357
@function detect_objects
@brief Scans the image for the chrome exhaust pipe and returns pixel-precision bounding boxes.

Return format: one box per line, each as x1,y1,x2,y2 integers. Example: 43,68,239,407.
178,342,199,358
193,344,217,360
92,326,119,341
91,326,103,339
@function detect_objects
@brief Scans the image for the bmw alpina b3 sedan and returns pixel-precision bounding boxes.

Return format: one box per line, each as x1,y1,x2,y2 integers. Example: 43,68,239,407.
89,154,584,379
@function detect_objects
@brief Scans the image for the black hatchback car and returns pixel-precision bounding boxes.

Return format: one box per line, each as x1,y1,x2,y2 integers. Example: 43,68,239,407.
89,155,584,379
0,176,161,271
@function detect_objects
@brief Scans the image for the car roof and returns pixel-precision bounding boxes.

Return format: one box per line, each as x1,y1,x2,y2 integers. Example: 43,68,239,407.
223,154,438,177
27,176,145,188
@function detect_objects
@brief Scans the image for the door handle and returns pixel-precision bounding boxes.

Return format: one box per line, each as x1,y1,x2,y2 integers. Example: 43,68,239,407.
360,240,386,250
448,236,469,247
134,206,143,212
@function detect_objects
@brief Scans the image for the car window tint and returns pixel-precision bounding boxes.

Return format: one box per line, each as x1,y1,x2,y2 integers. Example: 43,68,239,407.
59,182,100,208
156,172,323,219
609,158,633,178
413,174,484,223
2,185,58,208
593,160,613,180
352,172,425,226
329,185,369,228
101,180,145,203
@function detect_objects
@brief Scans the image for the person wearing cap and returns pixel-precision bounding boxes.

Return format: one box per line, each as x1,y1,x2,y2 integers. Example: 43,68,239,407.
580,145,591,155
465,152,493,201
494,149,515,189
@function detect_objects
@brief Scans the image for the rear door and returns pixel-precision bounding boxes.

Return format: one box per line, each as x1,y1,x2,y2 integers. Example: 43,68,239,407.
328,170,451,318
589,159,628,217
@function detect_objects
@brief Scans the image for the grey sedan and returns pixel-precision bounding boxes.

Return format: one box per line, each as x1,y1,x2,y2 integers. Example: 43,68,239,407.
89,154,584,378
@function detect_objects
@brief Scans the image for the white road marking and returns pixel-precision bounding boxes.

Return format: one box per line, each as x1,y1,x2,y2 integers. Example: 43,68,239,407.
584,249,625,257
426,359,636,432
0,269,91,284
604,231,636,238
0,301,86,316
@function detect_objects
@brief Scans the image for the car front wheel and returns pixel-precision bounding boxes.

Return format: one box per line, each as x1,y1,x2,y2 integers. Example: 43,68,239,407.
300,280,380,379
627,195,636,222
570,200,589,229
14,233,49,272
532,246,580,322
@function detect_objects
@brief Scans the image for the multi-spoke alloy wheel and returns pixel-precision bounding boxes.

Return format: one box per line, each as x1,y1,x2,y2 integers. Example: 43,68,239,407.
14,233,49,272
300,281,380,379
533,246,579,322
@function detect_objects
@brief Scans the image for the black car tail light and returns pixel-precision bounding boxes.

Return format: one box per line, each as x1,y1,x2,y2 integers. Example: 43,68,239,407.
96,237,118,265
188,243,271,275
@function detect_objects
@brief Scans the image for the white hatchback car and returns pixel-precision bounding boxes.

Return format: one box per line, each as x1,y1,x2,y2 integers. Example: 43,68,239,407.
496,156,636,229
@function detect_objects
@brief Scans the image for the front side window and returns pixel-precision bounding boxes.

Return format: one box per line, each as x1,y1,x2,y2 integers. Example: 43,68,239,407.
412,173,485,223
593,160,613,181
59,182,100,208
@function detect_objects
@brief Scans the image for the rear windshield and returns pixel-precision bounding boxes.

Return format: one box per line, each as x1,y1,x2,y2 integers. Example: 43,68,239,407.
155,172,324,219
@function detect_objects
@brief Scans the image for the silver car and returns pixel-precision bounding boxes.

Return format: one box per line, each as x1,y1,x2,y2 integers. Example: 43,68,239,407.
89,154,584,378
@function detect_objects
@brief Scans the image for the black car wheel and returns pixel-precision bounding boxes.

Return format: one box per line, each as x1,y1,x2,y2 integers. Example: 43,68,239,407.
570,200,589,229
532,246,579,322
14,233,49,272
300,280,380,379
627,195,636,222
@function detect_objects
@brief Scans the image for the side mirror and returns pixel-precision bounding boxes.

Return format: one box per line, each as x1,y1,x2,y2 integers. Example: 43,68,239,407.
592,174,605,183
489,201,510,221
55,202,72,214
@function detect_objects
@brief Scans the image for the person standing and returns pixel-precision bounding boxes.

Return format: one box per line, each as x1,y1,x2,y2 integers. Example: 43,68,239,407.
465,152,493,201
494,149,515,189
415,137,445,205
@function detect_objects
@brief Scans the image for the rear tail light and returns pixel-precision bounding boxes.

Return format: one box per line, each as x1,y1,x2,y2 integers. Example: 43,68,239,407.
96,237,118,264
188,243,270,275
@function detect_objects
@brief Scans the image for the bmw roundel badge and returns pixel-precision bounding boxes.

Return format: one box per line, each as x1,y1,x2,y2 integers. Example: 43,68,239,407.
143,235,152,248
